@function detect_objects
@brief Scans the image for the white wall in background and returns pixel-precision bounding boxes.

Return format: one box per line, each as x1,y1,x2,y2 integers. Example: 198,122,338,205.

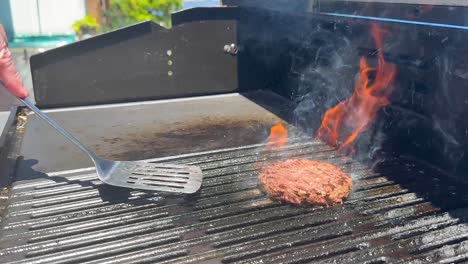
9,0,86,36
38,0,86,35
9,0,41,36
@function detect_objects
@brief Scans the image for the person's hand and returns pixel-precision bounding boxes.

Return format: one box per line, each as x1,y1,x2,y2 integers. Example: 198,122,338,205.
0,24,29,99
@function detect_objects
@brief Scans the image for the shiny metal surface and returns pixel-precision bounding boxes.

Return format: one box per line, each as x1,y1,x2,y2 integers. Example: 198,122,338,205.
21,99,98,161
18,92,285,173
1,138,467,263
20,98,203,193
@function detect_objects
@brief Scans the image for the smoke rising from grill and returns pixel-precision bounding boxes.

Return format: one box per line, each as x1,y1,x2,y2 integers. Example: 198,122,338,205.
290,28,357,135
239,3,468,180
432,52,465,172
289,23,396,158
316,24,397,155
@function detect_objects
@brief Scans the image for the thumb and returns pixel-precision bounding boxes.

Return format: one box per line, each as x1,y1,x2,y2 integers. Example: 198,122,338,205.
0,25,7,46
0,25,29,99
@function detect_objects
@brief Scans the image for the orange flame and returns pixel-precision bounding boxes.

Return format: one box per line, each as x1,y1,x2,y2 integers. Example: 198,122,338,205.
316,23,397,155
267,123,288,149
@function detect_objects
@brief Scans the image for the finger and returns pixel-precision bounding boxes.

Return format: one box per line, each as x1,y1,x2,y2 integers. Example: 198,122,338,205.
0,45,29,99
0,25,7,47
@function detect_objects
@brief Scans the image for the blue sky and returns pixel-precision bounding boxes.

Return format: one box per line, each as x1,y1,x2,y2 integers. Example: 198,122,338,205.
183,0,221,9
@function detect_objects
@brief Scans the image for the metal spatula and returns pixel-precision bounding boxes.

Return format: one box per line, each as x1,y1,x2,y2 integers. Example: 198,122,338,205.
20,99,203,193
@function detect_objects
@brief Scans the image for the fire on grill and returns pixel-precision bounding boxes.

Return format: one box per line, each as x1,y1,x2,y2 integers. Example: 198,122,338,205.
260,23,395,206
316,23,397,155
0,1,468,263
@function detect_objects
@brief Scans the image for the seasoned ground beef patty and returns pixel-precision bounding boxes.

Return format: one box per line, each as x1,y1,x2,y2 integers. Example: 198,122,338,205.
259,159,352,206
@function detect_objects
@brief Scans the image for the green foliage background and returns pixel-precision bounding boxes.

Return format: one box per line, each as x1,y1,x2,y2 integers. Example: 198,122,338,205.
73,0,182,36
73,15,100,35
104,0,183,30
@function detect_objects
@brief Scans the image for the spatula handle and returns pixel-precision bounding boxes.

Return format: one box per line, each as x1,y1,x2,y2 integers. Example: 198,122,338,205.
21,98,98,161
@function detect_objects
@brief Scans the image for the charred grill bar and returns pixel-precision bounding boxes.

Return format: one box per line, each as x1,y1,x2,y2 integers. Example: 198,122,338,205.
2,137,468,263
0,1,468,263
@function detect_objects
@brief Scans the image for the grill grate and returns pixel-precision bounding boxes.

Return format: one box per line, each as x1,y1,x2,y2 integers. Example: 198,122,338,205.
0,139,468,263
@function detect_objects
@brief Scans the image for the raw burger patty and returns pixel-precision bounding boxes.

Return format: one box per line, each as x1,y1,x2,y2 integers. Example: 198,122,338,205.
259,159,352,206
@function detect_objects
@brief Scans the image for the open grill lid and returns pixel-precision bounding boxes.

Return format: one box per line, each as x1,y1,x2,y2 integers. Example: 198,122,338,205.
28,2,468,183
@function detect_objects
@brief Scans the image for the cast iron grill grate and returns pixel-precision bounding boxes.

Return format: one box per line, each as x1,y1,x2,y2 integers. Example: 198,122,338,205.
0,138,467,263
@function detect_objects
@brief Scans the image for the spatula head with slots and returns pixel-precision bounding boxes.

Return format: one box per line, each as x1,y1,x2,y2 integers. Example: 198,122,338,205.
9,83,204,194
98,159,203,193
